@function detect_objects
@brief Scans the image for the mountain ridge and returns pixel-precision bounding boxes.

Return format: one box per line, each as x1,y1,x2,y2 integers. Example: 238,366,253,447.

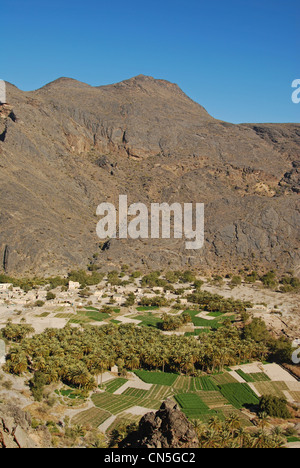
0,76,299,276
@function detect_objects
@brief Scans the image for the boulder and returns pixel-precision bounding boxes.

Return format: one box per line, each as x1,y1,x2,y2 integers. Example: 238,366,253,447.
119,399,199,448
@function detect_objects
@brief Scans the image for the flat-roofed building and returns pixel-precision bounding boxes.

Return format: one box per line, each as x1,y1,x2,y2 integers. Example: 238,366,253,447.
0,80,6,104
0,340,6,365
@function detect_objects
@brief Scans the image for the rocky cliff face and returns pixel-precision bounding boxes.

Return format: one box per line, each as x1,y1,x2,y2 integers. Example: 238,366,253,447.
0,403,51,448
0,75,299,276
119,400,199,448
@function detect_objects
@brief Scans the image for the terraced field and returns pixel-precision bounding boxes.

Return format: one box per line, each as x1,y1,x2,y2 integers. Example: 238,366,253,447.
72,408,111,428
212,372,239,386
134,370,178,386
104,378,128,393
146,384,174,401
253,381,290,399
288,391,300,403
132,313,163,328
199,391,229,408
92,383,173,414
174,393,217,419
122,388,149,399
218,383,260,409
87,364,299,431
185,310,236,329
174,376,218,392
92,392,138,414
235,369,271,383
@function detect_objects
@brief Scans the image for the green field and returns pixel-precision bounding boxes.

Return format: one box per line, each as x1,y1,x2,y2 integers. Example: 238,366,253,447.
212,372,239,386
92,386,166,414
185,310,236,329
72,408,111,428
235,369,271,383
253,381,290,399
88,366,295,430
218,383,259,409
92,392,138,414
132,313,163,328
197,391,229,408
122,387,149,399
77,309,110,321
36,312,50,317
104,378,128,393
196,376,219,391
173,375,218,393
135,370,178,386
174,393,216,419
55,313,75,319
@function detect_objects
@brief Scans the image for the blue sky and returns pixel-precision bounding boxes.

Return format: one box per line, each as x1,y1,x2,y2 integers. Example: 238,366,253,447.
1,0,299,123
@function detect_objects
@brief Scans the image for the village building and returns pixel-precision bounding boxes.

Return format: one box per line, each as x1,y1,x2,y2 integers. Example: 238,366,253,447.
68,281,80,290
0,284,12,291
0,340,6,365
113,294,124,304
94,290,104,298
153,287,164,293
0,80,6,105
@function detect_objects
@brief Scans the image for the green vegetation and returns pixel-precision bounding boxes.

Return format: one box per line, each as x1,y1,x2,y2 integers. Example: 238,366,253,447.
258,395,291,419
235,369,271,383
187,310,236,329
92,392,141,415
175,393,213,418
279,276,300,293
133,313,163,328
134,370,178,386
104,378,128,393
230,276,242,288
260,271,278,289
139,296,168,307
2,320,275,385
194,415,287,448
243,318,292,363
160,311,192,331
46,291,56,301
218,383,259,409
72,408,111,428
187,291,253,314
1,320,34,343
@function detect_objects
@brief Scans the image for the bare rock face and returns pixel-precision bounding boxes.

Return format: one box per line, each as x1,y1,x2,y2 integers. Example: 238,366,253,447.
0,76,299,276
119,400,199,448
0,403,51,449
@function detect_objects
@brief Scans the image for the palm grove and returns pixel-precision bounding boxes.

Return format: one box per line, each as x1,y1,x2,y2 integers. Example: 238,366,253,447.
1,315,291,392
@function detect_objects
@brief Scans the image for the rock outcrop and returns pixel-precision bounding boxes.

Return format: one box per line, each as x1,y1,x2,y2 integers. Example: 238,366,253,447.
119,400,199,448
0,403,51,448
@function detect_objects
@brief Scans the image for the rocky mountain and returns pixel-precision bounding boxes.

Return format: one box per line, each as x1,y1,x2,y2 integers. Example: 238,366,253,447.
0,74,299,276
0,403,51,448
119,400,199,448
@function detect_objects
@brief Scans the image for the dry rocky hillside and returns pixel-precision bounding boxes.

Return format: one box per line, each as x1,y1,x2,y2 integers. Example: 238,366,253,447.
0,75,299,276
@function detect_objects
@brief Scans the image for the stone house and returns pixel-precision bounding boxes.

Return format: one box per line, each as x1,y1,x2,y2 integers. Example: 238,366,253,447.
0,80,6,104
0,340,6,365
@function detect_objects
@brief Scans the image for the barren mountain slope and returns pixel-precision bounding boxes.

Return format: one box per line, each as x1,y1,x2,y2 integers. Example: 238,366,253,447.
0,75,299,276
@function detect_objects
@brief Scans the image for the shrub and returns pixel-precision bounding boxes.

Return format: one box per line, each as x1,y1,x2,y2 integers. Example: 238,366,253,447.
260,271,278,289
230,276,242,288
258,395,290,419
46,292,56,301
